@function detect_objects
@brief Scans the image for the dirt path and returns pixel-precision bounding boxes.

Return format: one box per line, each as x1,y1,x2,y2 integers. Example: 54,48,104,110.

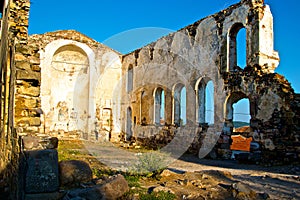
168,154,300,200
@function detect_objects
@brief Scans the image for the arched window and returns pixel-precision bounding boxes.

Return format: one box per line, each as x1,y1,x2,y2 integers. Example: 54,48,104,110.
127,64,133,92
228,23,246,71
154,87,165,125
205,81,214,125
173,84,186,126
196,78,214,125
233,98,250,130
224,92,251,134
237,28,246,68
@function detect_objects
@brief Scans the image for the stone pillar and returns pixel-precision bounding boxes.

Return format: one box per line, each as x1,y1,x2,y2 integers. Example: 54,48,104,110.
164,88,172,125
186,87,196,125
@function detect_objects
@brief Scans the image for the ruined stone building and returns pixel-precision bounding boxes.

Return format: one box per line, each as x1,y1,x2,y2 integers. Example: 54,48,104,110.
0,0,299,198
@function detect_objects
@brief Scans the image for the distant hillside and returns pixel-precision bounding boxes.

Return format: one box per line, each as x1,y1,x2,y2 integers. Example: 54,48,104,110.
233,121,250,128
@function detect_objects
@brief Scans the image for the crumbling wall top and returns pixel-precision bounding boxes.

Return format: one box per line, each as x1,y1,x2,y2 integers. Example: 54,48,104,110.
29,30,121,55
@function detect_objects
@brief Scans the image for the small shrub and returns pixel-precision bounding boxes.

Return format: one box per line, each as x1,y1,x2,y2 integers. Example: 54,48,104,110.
130,150,170,176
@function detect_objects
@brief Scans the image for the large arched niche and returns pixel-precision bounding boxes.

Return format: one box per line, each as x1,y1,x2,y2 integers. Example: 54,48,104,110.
52,44,89,73
40,40,95,138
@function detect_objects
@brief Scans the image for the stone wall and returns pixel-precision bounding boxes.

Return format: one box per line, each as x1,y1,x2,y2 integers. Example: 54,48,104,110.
0,0,30,199
119,0,278,135
118,0,300,161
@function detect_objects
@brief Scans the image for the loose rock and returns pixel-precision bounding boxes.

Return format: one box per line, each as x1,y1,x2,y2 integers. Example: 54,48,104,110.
59,160,93,187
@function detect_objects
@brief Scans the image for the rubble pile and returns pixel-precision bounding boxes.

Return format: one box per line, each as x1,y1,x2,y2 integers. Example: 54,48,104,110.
126,126,176,150
22,136,129,200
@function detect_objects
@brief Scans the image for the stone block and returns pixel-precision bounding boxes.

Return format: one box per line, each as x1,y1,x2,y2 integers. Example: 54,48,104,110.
23,136,39,149
16,117,41,126
25,149,59,193
29,56,40,65
15,53,27,61
24,98,38,108
16,69,40,81
31,65,41,72
18,86,40,97
16,61,31,70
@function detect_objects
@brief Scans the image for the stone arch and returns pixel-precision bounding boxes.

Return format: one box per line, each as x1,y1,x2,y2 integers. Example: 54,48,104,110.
223,92,253,134
172,83,186,126
153,87,165,125
52,44,89,73
195,77,214,125
225,92,247,120
227,23,247,71
40,40,96,138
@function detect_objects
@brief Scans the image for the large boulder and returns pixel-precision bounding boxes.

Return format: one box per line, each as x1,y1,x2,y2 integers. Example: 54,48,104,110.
59,160,92,186
98,174,129,199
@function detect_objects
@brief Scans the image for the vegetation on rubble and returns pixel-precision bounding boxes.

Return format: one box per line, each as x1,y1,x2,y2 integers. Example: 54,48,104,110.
58,139,175,200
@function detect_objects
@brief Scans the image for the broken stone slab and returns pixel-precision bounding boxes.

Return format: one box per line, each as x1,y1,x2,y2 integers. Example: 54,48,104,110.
63,174,129,200
22,136,59,150
232,182,254,195
160,169,180,177
59,160,93,187
152,185,175,194
25,149,59,194
231,182,269,200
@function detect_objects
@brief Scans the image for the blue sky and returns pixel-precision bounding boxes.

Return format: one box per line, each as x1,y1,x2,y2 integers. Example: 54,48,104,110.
28,0,299,122
28,0,299,93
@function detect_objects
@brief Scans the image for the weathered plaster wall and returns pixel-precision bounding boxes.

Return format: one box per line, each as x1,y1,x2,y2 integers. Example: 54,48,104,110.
118,0,299,161
119,0,275,136
28,31,122,141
